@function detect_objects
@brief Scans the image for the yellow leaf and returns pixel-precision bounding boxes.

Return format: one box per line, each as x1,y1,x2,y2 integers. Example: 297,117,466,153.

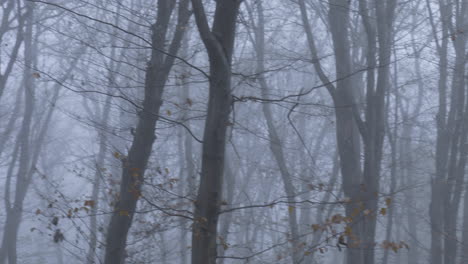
166,110,172,116
312,224,321,232
119,210,129,216
385,198,392,207
344,225,353,236
351,207,361,217
113,152,121,159
380,208,387,216
288,206,295,213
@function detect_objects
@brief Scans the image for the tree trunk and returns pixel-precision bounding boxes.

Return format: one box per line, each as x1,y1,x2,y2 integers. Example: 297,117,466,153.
103,1,190,263
250,2,301,262
86,95,111,264
0,5,35,263
190,0,240,263
299,1,396,263
429,1,449,263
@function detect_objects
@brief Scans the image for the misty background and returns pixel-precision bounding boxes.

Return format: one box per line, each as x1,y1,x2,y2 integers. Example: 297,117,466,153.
0,0,464,263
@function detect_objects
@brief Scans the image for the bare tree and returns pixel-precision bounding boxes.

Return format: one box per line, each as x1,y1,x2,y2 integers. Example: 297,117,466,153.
246,1,301,262
190,0,241,263
0,0,25,101
427,1,468,263
103,1,190,263
299,0,397,263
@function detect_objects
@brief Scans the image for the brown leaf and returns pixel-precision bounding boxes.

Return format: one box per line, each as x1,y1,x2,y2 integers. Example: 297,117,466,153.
84,200,95,208
385,198,392,207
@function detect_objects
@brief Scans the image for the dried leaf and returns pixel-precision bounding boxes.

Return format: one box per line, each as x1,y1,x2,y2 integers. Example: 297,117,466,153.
84,200,95,208
380,208,387,216
119,210,129,216
312,224,321,232
385,198,392,207
344,225,353,236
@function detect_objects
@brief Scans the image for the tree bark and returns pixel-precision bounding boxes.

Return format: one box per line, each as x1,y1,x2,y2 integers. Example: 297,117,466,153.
190,0,241,263
428,1,449,263
299,1,396,263
103,1,190,263
0,5,35,263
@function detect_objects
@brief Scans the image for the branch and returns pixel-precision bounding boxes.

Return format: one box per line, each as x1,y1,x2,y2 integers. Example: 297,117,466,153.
190,0,214,47
26,0,210,79
298,0,335,96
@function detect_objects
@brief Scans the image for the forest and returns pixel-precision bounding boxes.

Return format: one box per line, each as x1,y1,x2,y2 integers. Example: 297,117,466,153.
0,0,467,263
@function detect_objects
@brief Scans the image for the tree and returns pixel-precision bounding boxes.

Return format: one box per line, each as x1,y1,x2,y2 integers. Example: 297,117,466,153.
103,1,190,263
427,1,468,263
190,0,241,263
247,2,301,262
0,0,25,101
299,0,397,263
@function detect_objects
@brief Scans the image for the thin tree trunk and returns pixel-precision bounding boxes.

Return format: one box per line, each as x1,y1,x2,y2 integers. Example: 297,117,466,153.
249,2,301,262
177,51,194,263
429,1,449,262
0,85,23,157
0,5,35,263
86,95,111,264
442,2,468,262
0,1,25,101
299,1,396,263
218,161,236,262
86,6,121,261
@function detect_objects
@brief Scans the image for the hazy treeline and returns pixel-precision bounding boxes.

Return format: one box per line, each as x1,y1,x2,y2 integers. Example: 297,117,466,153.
0,0,466,263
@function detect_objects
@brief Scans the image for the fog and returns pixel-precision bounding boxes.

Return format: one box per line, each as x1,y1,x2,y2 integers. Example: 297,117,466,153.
0,0,464,263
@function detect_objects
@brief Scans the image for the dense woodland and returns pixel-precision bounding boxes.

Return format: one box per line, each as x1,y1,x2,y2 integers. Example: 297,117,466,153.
1,0,468,263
